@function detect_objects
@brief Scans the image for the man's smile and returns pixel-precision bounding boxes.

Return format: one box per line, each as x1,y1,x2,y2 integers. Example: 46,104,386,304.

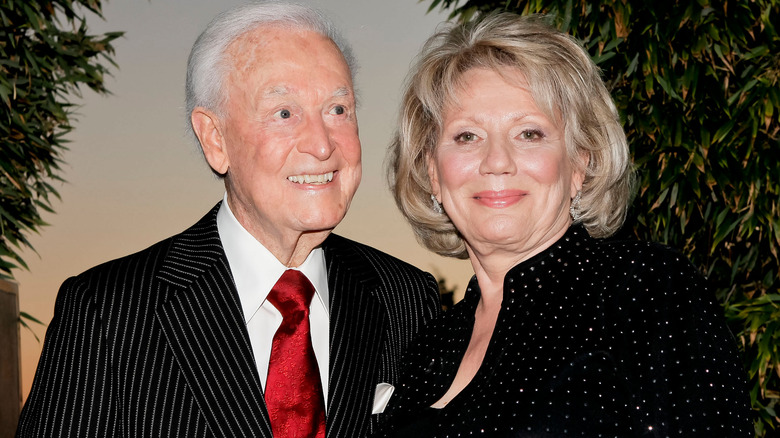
287,171,334,185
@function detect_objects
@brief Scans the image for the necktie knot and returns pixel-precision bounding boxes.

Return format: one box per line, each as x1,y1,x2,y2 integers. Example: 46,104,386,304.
267,269,315,319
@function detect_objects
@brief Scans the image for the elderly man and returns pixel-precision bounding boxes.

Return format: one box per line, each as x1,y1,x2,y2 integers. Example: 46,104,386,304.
17,3,440,437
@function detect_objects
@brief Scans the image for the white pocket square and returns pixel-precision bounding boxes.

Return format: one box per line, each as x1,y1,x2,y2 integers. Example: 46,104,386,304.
372,382,395,414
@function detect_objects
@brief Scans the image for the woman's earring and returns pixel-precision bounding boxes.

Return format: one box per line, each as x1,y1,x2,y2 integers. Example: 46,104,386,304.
431,194,443,214
570,190,582,221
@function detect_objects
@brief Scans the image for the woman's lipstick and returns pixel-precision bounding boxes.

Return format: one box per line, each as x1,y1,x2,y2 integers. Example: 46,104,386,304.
472,190,526,208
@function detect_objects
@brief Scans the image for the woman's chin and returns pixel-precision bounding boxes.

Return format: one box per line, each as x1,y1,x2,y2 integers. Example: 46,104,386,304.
467,227,525,250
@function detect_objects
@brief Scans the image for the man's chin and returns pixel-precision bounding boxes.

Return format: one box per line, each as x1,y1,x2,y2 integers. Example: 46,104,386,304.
296,208,349,231
297,217,343,236
301,226,337,236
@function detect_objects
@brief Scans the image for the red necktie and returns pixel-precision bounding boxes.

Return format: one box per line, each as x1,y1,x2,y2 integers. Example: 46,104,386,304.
265,270,326,438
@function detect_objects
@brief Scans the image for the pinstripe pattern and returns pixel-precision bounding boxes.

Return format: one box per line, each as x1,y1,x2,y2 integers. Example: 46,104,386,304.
325,235,441,437
17,203,440,437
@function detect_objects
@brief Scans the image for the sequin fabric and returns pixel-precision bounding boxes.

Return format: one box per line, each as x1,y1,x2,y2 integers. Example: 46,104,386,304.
374,225,753,437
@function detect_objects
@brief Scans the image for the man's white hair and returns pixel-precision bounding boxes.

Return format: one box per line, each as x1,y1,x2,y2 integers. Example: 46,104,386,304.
184,1,357,141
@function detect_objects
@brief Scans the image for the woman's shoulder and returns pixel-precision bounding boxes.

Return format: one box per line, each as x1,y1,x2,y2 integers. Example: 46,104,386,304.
582,234,716,318
551,225,695,276
590,234,701,279
589,236,729,344
589,236,753,435
594,233,685,258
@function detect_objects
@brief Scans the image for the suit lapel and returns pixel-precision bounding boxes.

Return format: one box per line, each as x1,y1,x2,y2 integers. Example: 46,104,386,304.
155,204,273,437
324,235,388,437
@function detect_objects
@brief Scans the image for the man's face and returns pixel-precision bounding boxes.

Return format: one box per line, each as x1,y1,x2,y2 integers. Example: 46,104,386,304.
199,27,361,257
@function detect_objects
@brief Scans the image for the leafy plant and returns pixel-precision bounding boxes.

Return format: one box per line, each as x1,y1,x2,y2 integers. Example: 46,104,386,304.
0,0,122,279
19,311,45,342
425,0,780,434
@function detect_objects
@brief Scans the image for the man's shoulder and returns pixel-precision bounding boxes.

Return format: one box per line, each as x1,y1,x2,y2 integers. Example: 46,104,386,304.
50,235,179,324
75,236,176,282
324,234,441,331
70,204,222,288
324,233,429,278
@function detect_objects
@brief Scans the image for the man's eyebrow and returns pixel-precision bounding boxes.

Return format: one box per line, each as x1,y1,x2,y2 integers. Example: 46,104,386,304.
261,86,350,98
263,86,289,97
333,87,351,98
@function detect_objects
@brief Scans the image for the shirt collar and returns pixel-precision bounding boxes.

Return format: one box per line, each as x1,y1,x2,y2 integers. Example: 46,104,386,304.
216,194,330,323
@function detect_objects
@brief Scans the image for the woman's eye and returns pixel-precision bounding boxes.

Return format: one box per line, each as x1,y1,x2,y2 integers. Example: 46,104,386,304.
330,105,346,115
276,109,292,119
520,129,543,140
455,131,478,143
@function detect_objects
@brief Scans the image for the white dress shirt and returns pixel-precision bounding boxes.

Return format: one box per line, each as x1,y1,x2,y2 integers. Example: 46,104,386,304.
216,195,330,404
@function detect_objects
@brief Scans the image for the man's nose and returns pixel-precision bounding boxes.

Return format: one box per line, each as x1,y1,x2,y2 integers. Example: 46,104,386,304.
298,115,336,160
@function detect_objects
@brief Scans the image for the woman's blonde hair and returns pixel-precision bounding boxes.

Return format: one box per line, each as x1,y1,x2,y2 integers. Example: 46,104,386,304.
388,12,635,259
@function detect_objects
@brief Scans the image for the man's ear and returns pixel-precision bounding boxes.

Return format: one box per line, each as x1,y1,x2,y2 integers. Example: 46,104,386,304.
191,107,229,175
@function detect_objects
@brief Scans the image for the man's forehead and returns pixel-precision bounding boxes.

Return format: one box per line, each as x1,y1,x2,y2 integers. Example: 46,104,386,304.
225,27,348,74
228,25,335,57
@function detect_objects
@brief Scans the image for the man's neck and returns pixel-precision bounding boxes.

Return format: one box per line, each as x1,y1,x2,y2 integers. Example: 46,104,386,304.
223,194,331,267
271,230,331,267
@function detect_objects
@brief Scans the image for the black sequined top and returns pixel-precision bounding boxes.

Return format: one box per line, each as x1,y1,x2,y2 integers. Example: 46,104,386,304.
374,226,753,437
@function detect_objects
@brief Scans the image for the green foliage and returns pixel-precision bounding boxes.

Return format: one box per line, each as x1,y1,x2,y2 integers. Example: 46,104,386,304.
426,0,780,434
19,310,45,342
0,0,121,279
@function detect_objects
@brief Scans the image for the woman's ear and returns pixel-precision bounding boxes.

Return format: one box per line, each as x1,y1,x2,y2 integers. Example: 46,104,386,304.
427,152,441,200
191,107,229,175
571,150,590,197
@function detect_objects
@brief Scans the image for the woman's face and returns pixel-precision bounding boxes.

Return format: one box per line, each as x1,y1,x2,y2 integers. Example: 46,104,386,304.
429,67,584,260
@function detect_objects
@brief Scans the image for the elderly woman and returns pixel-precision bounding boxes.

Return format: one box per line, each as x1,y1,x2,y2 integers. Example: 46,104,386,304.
375,12,753,438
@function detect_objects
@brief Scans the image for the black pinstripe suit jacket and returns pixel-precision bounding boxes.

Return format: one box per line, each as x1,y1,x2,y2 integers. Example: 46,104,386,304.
17,203,440,437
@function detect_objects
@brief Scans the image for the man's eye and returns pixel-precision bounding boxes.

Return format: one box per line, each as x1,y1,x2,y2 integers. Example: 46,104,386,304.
276,109,291,119
330,105,345,115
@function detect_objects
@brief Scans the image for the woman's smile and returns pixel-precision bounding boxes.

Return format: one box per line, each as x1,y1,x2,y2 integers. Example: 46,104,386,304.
472,190,527,208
